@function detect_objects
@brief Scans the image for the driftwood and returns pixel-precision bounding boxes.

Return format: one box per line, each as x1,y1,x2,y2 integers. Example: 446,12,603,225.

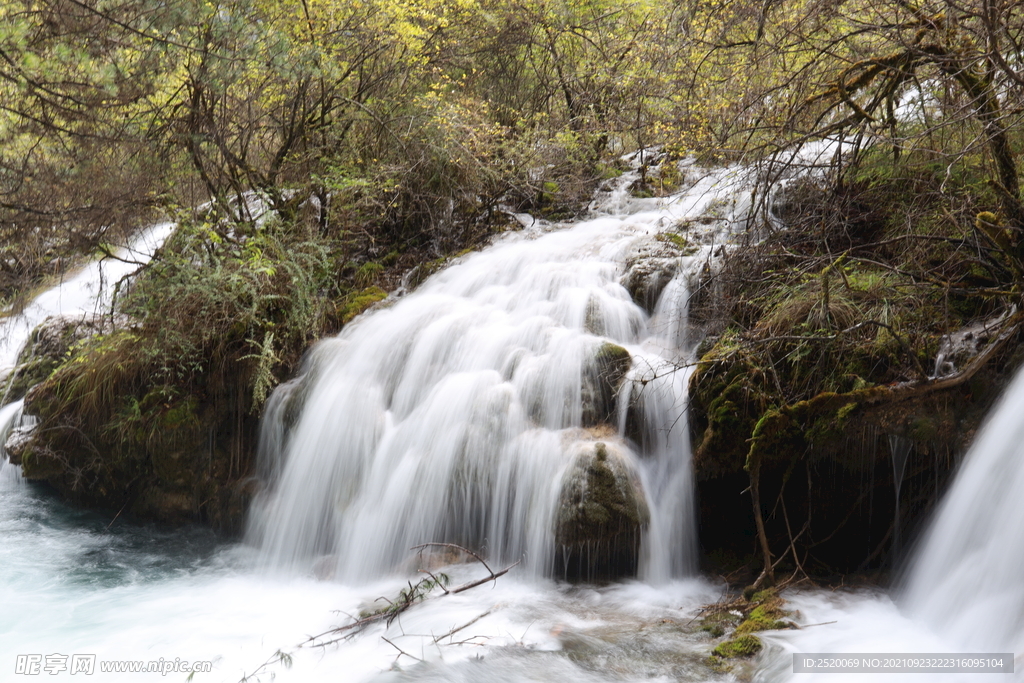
239,543,518,681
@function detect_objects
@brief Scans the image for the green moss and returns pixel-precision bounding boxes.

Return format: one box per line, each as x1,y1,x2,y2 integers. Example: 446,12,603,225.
735,604,793,634
696,609,740,638
656,231,700,255
700,623,726,638
594,341,631,371
556,442,650,546
836,402,858,421
339,286,388,324
690,344,776,477
3,358,59,401
712,634,762,659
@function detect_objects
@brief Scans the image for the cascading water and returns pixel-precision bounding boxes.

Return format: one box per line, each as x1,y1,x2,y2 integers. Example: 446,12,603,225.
899,367,1024,653
0,222,174,374
248,157,752,583
0,223,173,445
1,158,768,683
888,434,912,560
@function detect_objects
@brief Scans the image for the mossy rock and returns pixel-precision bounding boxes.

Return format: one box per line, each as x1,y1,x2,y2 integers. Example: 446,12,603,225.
734,589,795,634
3,358,60,402
689,341,773,478
2,315,108,402
556,439,650,580
656,231,700,256
621,237,690,313
338,286,388,324
581,342,632,427
696,609,741,639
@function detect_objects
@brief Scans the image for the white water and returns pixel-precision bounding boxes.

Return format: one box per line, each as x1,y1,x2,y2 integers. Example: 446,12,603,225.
0,460,726,681
0,222,174,460
0,223,174,373
247,158,750,583
900,367,1024,653
10,141,1021,683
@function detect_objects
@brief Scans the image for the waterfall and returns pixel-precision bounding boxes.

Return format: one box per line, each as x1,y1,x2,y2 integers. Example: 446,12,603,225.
0,223,173,452
0,222,174,372
900,367,1024,652
248,160,753,582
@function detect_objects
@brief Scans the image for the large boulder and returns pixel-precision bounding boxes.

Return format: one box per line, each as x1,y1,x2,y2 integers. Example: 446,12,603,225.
17,325,260,534
556,438,650,580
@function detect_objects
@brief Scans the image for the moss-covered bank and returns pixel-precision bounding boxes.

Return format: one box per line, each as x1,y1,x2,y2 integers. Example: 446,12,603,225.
691,147,1024,581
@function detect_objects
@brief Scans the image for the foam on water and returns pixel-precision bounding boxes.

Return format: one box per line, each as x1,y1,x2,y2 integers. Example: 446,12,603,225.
1,457,731,682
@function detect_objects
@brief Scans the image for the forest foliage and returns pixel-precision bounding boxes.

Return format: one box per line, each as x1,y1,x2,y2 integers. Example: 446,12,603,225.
2,0,1023,286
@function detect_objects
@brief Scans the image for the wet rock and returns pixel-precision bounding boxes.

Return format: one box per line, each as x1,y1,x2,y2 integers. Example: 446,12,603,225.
3,423,36,465
581,342,632,427
621,238,686,313
132,486,195,523
556,439,650,580
2,315,110,402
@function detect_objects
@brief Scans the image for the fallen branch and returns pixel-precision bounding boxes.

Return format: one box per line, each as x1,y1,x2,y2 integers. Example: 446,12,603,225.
412,542,522,593
239,545,517,680
299,544,518,650
433,609,494,644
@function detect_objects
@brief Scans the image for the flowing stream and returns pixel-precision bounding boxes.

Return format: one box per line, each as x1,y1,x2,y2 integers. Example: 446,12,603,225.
2,151,1023,682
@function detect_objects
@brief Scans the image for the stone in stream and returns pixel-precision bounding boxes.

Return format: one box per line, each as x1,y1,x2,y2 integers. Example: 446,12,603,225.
620,235,692,313
556,437,650,581
580,342,632,427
